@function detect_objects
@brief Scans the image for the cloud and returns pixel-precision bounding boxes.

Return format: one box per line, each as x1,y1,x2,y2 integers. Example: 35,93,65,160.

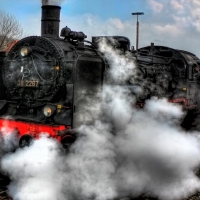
25,9,200,58
169,0,200,32
108,18,125,30
147,0,164,13
154,24,182,36
60,14,134,40
21,0,200,58
170,0,184,11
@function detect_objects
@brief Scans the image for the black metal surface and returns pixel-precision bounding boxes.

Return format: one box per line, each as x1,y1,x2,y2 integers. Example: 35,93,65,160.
60,26,87,41
41,5,61,38
132,45,200,103
0,52,7,100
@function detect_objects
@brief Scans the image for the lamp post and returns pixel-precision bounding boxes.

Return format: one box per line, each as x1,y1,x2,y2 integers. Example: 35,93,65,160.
132,12,144,51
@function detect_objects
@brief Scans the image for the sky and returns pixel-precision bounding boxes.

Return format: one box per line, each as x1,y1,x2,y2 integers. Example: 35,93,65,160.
1,0,200,57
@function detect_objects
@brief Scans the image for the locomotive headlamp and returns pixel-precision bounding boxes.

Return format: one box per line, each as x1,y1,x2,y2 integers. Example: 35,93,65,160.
20,47,32,57
43,105,56,117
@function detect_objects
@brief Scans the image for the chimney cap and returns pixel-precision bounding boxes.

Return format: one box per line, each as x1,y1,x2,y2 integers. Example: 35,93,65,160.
41,5,61,8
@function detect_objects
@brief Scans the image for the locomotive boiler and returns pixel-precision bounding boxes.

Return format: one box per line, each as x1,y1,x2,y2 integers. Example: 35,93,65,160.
0,5,105,148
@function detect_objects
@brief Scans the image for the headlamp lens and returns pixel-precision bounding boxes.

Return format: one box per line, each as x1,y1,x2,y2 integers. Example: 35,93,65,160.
20,47,31,57
43,106,53,117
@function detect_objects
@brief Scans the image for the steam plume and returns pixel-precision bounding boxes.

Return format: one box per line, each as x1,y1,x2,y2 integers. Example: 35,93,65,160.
42,0,66,6
1,134,65,200
1,39,200,200
99,39,200,199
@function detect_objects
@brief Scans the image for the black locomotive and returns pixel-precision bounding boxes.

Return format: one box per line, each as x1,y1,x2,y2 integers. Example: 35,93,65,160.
92,36,200,129
134,45,200,129
0,4,200,148
0,5,105,147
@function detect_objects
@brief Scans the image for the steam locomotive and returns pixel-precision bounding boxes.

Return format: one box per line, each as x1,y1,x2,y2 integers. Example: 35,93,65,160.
0,4,200,148
133,45,200,130
0,5,105,148
92,36,200,129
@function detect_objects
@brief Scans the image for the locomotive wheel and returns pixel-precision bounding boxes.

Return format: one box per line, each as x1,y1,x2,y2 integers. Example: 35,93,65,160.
181,109,198,131
19,134,33,148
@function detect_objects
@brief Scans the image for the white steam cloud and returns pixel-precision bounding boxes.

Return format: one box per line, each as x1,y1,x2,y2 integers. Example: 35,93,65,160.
0,121,18,157
1,40,200,200
42,0,66,6
1,135,65,200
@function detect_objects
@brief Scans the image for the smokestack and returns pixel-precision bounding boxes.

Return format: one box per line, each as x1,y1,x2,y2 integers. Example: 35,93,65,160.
41,5,61,38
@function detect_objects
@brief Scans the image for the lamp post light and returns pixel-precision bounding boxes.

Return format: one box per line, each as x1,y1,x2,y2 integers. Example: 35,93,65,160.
132,12,144,51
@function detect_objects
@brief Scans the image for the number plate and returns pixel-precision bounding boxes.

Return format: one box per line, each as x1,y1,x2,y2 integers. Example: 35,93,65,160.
17,80,39,87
